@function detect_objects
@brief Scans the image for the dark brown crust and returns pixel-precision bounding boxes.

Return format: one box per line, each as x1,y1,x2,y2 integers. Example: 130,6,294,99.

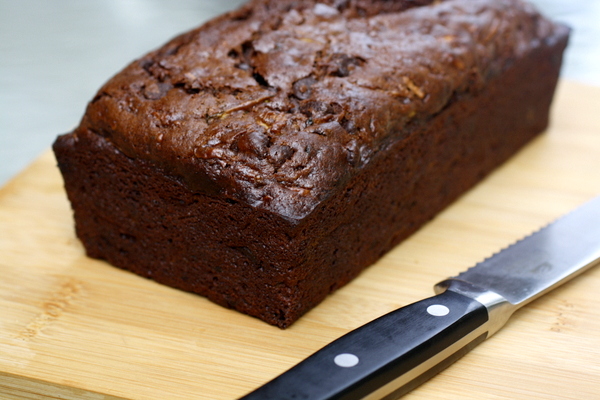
53,0,569,327
76,0,569,220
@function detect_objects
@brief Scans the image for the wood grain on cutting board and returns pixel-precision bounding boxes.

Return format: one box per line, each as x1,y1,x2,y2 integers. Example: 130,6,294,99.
1,80,600,399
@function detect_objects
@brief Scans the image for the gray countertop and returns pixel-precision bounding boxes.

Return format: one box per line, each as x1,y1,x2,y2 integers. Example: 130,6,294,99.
1,0,599,187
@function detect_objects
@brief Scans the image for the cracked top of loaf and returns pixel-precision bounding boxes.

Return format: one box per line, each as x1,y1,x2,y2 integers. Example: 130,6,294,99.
76,0,568,221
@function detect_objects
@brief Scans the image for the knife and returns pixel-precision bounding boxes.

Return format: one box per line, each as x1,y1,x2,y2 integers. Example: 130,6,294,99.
240,195,600,400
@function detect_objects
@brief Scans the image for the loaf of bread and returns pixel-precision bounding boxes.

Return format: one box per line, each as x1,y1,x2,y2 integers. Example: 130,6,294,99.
53,0,569,327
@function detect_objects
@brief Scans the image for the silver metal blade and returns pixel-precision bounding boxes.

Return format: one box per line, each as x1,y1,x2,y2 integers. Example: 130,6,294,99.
454,196,600,308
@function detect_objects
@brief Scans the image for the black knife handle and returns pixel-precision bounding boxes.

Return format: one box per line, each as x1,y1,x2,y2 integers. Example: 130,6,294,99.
240,290,489,400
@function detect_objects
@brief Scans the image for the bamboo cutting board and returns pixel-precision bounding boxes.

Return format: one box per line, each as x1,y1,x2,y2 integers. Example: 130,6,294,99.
1,80,600,400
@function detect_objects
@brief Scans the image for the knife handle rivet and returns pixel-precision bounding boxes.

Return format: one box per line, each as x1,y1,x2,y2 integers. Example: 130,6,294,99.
427,304,450,316
334,353,359,368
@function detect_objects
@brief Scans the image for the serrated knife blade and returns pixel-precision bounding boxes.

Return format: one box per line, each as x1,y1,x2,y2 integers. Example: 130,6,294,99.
240,196,600,400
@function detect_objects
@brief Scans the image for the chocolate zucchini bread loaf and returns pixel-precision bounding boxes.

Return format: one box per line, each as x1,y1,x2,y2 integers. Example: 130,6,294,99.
53,0,569,327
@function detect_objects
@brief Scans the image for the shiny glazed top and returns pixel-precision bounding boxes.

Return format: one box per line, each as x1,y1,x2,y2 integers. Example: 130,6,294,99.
77,0,567,221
